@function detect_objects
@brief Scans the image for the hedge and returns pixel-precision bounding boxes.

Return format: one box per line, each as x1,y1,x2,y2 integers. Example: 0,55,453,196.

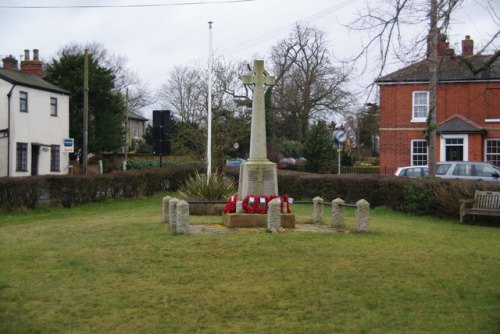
225,169,500,219
3,166,500,219
0,164,202,210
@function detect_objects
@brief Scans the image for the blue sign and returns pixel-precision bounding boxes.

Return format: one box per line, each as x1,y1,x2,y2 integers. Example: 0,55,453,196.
63,138,74,153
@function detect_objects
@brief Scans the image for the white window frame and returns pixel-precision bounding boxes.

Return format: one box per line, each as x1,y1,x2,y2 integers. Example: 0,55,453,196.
411,139,428,166
440,134,468,161
485,139,500,167
412,91,429,122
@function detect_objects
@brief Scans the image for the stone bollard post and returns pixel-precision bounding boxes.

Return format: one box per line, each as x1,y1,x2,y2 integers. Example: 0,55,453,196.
169,198,179,230
355,199,370,232
267,198,281,231
162,196,172,224
331,198,345,228
176,200,190,234
236,200,244,213
312,196,324,224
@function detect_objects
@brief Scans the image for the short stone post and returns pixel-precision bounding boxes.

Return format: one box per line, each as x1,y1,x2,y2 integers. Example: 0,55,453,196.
169,198,179,230
176,200,190,234
331,198,345,228
267,198,281,231
162,195,172,224
312,196,324,224
355,199,370,232
236,200,244,213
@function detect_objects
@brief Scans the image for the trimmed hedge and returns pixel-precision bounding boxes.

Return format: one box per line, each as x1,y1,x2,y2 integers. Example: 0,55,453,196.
224,169,500,219
277,172,500,218
3,166,500,219
0,165,202,210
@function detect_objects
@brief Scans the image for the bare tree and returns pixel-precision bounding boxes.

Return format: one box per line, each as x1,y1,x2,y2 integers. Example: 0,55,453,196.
270,24,352,142
350,0,500,175
157,65,205,124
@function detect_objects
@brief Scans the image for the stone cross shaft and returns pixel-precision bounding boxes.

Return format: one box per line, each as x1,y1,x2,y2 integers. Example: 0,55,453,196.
242,60,275,160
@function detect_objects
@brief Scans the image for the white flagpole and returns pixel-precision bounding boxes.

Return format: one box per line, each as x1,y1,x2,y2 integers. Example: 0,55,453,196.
207,21,213,181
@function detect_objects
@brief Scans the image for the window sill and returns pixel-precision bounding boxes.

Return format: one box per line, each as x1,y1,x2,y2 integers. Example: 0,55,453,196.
485,119,500,123
411,119,426,123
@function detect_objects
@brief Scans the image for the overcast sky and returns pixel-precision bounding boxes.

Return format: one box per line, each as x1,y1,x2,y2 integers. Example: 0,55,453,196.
1,0,499,116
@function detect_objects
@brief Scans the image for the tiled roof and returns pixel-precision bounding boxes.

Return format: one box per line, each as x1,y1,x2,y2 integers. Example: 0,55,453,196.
437,114,486,134
377,55,500,83
0,67,70,94
127,111,148,121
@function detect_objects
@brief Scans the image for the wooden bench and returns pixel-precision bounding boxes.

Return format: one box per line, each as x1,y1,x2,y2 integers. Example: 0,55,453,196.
460,190,500,223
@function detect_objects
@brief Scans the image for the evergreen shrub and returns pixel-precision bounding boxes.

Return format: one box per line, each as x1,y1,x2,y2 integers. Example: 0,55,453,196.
0,164,202,210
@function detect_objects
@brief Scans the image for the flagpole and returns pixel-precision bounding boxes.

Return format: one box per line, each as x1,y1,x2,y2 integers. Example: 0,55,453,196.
207,21,213,181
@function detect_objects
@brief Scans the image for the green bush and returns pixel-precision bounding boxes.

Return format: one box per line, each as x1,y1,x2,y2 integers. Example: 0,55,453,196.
0,165,203,210
179,171,237,201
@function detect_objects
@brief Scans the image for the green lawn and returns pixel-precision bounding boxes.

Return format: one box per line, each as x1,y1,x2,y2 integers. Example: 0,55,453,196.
1,194,499,333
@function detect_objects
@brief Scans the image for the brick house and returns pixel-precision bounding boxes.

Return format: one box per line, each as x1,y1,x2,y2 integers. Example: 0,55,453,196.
0,50,70,177
377,35,500,171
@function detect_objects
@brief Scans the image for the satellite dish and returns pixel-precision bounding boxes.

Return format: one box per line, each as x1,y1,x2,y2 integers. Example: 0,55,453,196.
334,130,347,143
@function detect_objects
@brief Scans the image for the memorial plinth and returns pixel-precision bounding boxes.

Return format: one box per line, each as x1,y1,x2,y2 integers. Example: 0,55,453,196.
238,159,278,199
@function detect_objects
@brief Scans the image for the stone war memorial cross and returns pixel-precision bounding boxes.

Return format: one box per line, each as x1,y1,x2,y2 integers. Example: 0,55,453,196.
238,60,278,199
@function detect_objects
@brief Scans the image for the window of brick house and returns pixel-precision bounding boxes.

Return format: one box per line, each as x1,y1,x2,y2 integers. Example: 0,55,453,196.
411,140,428,166
50,97,58,117
20,91,28,113
16,142,28,171
50,145,60,171
412,91,428,122
486,139,500,167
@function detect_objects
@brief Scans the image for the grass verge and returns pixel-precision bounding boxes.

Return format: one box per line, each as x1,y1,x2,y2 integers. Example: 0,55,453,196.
1,193,499,333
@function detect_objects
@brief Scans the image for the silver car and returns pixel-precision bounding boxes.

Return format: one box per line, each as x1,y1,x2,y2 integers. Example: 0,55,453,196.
436,161,500,181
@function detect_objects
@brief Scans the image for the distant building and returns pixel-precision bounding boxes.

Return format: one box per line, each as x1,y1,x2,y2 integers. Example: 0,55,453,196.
377,35,500,171
0,49,70,177
127,111,148,139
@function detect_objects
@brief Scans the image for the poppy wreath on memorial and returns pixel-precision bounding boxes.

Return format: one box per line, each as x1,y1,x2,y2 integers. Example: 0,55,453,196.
223,195,238,213
240,194,292,214
242,195,266,214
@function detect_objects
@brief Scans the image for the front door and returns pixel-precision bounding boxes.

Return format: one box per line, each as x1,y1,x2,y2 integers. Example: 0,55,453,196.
441,135,468,162
31,144,40,176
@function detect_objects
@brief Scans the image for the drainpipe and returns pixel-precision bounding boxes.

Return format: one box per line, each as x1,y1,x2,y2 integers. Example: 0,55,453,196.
6,84,16,177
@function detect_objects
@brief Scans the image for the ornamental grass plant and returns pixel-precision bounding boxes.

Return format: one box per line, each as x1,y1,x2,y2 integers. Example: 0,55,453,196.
179,171,237,201
1,194,499,333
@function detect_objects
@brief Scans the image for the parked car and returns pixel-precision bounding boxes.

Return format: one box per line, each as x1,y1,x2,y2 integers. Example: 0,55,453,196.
394,166,429,177
278,157,306,170
435,161,500,181
225,158,246,167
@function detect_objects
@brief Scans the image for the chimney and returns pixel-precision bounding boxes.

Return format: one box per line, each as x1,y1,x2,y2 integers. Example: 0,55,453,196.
21,48,43,77
462,35,474,56
2,55,18,70
437,33,448,56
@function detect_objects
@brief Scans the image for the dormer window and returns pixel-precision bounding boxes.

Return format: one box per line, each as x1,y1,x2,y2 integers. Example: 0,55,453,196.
412,91,428,122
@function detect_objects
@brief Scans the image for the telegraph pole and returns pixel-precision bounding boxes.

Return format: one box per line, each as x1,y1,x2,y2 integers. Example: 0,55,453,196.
83,49,89,175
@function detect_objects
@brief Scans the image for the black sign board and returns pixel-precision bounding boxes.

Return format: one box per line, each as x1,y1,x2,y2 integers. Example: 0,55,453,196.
152,110,171,156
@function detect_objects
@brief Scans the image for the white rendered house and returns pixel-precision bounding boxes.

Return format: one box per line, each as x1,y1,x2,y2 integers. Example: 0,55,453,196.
0,50,70,177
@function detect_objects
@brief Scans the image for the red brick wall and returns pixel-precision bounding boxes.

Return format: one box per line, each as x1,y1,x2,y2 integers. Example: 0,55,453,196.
379,81,500,170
